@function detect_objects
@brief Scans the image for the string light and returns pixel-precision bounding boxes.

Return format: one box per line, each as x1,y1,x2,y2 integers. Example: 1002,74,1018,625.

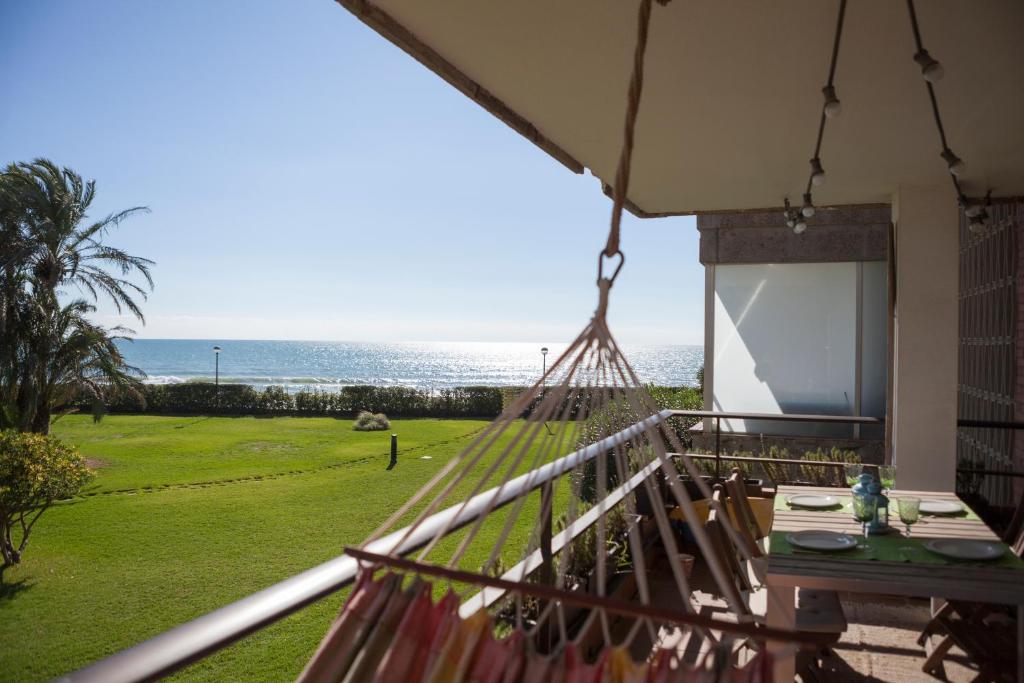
822,85,841,118
784,0,847,236
913,49,944,83
810,157,826,186
783,197,802,234
906,0,990,234
962,191,992,235
940,147,965,176
801,192,816,217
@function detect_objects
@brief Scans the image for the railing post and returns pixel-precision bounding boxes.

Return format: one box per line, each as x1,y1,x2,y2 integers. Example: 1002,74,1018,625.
715,416,722,481
539,481,553,586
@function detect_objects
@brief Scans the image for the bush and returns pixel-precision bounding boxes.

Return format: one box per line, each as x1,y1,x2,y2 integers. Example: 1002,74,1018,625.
353,411,391,431
81,383,507,419
0,431,92,573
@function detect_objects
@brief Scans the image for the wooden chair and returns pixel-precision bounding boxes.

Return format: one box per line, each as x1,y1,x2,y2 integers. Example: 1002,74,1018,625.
702,487,847,679
918,493,1024,679
724,469,764,559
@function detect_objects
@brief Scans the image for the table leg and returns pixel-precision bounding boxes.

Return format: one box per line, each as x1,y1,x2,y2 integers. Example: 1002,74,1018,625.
766,581,796,681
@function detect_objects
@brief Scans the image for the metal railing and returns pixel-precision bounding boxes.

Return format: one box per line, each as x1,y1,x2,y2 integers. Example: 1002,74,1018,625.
956,418,1024,480
671,409,884,479
62,408,884,682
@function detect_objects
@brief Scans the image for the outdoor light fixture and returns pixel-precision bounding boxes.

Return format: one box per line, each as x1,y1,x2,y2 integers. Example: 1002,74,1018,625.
801,193,815,218
940,148,965,176
913,49,944,83
788,0,846,238
810,157,826,187
822,85,841,118
783,197,804,233
213,346,222,388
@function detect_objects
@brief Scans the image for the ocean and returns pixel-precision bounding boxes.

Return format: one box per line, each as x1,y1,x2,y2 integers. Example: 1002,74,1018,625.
116,340,703,392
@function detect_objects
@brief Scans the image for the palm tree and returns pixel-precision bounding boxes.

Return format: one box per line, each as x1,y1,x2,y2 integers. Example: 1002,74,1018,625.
10,159,153,315
0,159,153,433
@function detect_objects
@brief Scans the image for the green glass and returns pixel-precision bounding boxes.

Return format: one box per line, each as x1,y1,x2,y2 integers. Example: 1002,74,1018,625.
852,495,877,547
898,497,921,538
844,463,863,487
879,465,897,492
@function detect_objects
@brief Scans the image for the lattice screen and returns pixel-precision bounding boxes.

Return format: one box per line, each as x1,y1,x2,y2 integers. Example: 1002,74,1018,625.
957,201,1021,505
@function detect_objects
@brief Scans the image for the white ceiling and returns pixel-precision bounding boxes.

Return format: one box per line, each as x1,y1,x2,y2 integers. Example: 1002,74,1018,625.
346,0,1024,215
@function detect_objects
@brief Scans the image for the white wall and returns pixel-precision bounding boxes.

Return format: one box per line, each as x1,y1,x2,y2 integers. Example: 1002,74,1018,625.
711,262,886,437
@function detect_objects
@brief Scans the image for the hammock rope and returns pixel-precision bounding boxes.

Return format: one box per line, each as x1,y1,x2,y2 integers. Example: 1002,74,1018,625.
301,0,806,678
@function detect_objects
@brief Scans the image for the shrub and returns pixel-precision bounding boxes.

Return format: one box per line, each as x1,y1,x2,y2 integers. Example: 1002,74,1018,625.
0,431,92,574
80,383,507,418
353,411,391,431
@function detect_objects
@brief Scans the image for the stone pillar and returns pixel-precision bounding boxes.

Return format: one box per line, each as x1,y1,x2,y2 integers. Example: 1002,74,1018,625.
891,186,959,491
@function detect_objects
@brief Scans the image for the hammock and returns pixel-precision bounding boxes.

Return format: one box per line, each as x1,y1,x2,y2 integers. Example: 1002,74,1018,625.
301,0,810,679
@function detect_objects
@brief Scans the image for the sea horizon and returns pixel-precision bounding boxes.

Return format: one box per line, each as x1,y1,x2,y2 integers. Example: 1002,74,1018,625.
115,338,704,392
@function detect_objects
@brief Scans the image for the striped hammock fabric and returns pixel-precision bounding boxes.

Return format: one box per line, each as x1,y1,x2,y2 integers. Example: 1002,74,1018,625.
298,573,771,683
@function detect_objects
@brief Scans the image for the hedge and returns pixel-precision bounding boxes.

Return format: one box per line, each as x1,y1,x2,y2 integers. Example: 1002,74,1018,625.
85,384,505,418
76,383,699,420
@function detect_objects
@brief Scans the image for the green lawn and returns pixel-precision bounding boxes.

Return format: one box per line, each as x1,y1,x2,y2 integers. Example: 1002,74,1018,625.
0,415,569,682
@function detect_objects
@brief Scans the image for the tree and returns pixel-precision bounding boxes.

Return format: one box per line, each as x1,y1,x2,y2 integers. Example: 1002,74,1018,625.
0,430,92,577
0,159,152,433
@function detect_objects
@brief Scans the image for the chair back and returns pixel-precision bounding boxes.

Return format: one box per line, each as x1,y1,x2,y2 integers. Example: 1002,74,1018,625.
725,469,763,558
1004,492,1024,550
705,487,754,599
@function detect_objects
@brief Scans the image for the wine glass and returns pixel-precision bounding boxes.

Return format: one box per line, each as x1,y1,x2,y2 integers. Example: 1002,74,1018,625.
879,465,897,494
843,464,862,487
898,497,920,538
852,496,877,549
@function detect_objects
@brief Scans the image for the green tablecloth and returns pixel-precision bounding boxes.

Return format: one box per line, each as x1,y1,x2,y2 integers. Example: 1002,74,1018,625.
768,530,1024,569
774,492,981,521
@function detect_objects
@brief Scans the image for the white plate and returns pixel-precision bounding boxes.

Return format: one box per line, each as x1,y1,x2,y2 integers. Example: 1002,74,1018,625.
924,539,1005,561
785,530,857,551
919,499,964,515
785,493,840,509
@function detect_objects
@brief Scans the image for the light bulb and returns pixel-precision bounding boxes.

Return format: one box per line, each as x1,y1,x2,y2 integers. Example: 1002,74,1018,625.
801,193,815,217
794,221,807,234
822,85,841,118
968,217,986,234
941,148,965,176
786,218,796,229
914,50,944,83
964,202,984,218
923,62,944,83
810,157,826,187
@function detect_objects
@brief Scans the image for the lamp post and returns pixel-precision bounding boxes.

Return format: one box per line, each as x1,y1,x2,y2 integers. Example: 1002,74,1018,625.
213,346,221,387
541,347,549,381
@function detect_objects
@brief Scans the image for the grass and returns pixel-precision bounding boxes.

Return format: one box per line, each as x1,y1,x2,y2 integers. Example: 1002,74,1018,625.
0,415,573,682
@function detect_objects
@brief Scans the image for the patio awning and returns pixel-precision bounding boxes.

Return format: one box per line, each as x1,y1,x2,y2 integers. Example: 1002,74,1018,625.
336,0,1024,215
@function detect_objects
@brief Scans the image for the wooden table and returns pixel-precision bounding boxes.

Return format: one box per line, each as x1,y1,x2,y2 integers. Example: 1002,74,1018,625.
765,485,1024,681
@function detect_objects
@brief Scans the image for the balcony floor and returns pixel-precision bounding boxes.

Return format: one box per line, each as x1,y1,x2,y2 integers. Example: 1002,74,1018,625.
821,593,977,682
639,552,984,681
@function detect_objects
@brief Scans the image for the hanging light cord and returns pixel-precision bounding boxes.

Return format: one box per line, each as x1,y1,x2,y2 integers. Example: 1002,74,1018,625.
905,0,965,204
805,0,848,198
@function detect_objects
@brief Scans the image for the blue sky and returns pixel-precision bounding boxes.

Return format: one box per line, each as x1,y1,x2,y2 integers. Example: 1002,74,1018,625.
0,0,703,345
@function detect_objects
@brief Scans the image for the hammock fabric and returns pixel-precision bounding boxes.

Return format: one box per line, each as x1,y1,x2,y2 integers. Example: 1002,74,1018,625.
297,574,772,683
302,0,801,679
